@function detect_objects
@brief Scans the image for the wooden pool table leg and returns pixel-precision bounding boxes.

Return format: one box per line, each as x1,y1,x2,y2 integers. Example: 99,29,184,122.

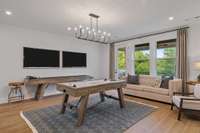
60,94,69,114
117,88,125,108
99,92,105,102
76,95,89,127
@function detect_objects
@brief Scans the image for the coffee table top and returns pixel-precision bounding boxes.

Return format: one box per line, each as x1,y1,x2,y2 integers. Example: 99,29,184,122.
56,79,127,97
58,79,125,89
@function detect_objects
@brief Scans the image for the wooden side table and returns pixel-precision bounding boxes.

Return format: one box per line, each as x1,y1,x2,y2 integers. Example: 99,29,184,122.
186,80,200,85
186,80,200,93
8,81,24,102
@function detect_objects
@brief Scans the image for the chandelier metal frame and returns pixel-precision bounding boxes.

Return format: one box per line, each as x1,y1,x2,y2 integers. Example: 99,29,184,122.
67,13,112,44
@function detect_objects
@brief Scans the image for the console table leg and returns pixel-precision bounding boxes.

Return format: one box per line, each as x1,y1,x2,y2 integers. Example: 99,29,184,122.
61,94,69,114
35,84,48,100
117,88,125,108
77,95,89,127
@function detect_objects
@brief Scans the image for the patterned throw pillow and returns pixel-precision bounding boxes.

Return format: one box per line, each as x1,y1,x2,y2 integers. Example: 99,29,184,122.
153,79,162,88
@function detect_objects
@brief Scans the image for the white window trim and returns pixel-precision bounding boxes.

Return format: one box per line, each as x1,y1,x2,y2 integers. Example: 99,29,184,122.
114,31,177,77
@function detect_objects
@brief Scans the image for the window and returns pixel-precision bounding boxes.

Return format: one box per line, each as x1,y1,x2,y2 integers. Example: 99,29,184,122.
134,43,150,75
117,48,126,79
156,39,176,77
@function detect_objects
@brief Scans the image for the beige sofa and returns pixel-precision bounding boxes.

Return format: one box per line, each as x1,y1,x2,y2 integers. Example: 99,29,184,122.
124,75,182,103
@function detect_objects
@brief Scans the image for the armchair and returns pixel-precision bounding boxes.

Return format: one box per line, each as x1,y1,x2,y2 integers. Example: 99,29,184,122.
171,92,200,120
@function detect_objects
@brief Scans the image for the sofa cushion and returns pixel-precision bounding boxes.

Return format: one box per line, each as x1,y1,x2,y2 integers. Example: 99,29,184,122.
126,84,144,91
173,95,200,110
126,83,169,95
139,75,161,87
127,74,139,84
143,87,169,95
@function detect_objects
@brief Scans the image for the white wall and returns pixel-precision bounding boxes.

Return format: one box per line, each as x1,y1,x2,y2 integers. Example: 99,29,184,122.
0,24,109,104
188,23,200,80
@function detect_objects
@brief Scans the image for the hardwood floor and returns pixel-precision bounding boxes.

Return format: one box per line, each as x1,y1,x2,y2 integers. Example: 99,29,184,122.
0,94,199,133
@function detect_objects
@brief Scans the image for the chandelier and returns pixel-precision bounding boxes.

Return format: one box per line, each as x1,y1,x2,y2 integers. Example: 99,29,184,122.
67,13,112,44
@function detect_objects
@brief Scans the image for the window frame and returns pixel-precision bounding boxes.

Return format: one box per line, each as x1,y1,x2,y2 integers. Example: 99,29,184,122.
156,39,177,77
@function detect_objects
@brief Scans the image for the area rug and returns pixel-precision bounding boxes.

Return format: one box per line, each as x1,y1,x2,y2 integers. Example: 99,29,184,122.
21,97,157,133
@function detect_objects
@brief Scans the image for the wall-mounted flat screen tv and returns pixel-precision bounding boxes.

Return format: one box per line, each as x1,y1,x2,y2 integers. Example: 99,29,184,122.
23,47,60,68
62,51,87,67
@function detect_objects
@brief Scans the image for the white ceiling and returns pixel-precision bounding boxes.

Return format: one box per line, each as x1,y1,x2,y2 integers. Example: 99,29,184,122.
0,0,200,41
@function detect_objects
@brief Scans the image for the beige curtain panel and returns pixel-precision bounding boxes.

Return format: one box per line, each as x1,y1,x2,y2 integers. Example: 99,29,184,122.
176,28,188,92
109,43,115,80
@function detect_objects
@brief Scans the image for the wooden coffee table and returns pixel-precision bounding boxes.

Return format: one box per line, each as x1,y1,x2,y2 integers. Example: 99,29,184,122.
56,79,127,126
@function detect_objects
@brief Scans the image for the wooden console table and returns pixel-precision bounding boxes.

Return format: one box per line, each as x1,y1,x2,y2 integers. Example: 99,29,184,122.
24,75,94,100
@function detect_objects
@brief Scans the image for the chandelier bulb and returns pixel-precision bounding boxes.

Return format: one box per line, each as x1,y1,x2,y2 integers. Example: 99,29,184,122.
71,13,112,44
74,27,78,31
67,27,71,31
81,29,85,33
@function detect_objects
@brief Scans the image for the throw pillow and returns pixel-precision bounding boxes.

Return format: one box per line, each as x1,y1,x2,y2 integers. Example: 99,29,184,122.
194,84,200,98
160,76,173,89
154,79,162,88
127,74,139,84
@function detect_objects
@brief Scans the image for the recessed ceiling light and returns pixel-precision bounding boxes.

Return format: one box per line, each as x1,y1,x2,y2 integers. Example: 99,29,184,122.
194,16,200,19
169,17,174,21
5,10,12,16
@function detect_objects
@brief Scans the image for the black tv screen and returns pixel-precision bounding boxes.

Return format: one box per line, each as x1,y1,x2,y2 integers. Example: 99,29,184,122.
62,51,87,67
23,47,60,68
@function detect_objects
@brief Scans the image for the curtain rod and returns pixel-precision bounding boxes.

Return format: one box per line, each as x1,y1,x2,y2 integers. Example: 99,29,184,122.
112,26,189,44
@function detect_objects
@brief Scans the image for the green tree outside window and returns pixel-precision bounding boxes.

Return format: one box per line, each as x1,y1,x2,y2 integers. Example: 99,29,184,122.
134,50,150,75
157,47,176,77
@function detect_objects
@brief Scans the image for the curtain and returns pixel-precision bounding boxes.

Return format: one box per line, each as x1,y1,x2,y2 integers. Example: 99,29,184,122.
176,28,188,93
109,43,115,80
